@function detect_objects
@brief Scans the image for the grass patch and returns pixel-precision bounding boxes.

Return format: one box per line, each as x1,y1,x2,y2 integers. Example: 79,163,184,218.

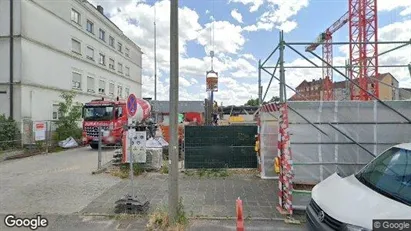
160,161,169,174
184,168,230,178
110,163,144,179
146,197,188,231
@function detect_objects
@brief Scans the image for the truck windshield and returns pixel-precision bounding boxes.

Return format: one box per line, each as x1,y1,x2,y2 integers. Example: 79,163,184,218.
355,147,411,206
83,106,114,121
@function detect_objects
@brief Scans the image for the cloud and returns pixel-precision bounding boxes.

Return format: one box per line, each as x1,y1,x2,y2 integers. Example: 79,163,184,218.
231,9,243,23
242,0,308,33
196,21,245,55
228,0,264,12
378,0,411,13
89,0,411,106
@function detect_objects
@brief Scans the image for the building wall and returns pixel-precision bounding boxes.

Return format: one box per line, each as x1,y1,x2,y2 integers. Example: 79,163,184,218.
0,0,143,121
399,89,411,100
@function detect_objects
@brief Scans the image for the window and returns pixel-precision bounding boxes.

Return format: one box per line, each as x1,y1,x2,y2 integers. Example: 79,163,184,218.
98,80,105,94
86,46,94,60
99,29,105,41
125,48,129,57
125,66,130,76
118,63,123,73
87,76,95,93
71,39,81,54
117,85,123,98
125,87,129,97
86,20,94,33
109,82,115,96
117,42,122,53
52,104,62,120
355,147,411,206
71,9,80,24
72,72,81,89
99,53,105,65
109,36,115,47
109,58,115,70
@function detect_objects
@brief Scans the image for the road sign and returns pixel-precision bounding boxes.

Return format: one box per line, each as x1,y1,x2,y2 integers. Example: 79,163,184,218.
126,94,138,118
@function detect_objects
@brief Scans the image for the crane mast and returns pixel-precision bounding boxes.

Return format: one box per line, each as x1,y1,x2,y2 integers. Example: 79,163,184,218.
306,12,349,101
349,0,379,100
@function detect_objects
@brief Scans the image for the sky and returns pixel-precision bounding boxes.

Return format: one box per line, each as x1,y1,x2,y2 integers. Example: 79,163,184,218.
88,0,411,105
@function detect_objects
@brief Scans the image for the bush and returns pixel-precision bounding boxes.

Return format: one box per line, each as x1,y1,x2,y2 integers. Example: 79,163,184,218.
0,114,20,150
54,91,83,141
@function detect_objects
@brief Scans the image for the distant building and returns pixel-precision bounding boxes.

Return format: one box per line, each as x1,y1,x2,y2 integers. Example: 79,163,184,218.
289,73,400,101
0,0,143,122
399,88,411,100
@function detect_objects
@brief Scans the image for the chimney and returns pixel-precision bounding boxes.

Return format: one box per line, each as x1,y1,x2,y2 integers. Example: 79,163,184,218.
97,5,104,14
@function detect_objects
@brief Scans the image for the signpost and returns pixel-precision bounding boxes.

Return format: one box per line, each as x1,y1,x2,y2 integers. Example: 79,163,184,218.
34,121,46,141
114,94,149,214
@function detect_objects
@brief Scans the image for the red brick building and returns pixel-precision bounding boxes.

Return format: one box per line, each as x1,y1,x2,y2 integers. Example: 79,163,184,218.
289,73,399,101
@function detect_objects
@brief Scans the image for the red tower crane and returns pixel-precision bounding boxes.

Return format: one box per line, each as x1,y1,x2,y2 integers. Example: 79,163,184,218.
349,0,379,100
306,12,349,101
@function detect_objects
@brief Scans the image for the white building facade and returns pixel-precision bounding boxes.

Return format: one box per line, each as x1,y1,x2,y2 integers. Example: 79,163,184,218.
0,0,143,122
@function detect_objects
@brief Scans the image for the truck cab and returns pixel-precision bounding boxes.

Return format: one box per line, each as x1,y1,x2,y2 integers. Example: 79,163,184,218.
82,98,127,149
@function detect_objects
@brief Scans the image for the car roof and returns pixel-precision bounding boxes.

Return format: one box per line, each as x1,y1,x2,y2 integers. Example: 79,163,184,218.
393,143,411,151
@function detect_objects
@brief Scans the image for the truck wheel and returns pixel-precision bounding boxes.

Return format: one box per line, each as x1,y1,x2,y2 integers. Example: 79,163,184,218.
90,144,99,149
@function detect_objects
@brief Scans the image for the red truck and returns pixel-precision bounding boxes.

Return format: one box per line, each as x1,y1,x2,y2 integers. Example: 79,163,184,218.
81,97,151,149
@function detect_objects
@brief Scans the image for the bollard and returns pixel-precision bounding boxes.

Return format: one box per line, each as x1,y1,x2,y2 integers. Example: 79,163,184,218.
98,126,102,169
236,197,244,231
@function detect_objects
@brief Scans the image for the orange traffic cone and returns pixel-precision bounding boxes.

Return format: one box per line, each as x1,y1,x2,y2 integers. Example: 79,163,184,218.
236,197,244,231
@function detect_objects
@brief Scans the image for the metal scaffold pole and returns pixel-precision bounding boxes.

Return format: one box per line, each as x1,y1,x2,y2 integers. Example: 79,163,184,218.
279,31,285,102
169,0,179,223
258,59,262,105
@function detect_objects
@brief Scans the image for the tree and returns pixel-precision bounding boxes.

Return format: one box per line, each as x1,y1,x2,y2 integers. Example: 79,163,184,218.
54,91,83,141
0,114,20,150
245,96,280,106
245,98,259,106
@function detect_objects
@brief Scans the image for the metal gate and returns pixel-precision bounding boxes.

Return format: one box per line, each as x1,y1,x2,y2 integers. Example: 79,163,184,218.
184,125,258,169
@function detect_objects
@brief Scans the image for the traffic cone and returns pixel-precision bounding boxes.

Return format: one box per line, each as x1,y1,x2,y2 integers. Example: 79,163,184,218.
236,197,244,231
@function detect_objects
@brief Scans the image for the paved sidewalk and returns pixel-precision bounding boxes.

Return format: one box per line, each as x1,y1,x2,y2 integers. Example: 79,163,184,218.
0,214,307,231
81,173,282,219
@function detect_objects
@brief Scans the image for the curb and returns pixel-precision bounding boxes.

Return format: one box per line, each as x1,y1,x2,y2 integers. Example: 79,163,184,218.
92,160,113,175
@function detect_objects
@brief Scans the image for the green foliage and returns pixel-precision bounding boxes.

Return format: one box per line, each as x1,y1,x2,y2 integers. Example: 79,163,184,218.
160,161,169,174
0,114,20,150
54,91,83,141
146,197,188,231
245,96,280,106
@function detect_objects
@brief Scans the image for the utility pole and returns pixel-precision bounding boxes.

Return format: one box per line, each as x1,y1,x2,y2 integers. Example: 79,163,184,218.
154,5,157,100
258,59,262,105
168,0,179,223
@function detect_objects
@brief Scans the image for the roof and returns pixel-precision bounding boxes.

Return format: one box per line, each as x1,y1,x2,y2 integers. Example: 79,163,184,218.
83,1,142,52
394,143,411,151
150,101,205,113
296,72,397,90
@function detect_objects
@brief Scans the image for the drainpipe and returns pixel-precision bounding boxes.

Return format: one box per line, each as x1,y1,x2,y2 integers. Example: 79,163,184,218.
9,0,14,119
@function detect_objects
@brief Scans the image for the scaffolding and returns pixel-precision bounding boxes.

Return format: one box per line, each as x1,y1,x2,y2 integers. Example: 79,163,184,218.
258,30,411,216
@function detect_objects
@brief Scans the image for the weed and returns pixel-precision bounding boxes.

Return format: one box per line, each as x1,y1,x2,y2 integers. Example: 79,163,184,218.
185,168,230,178
160,161,169,174
146,197,188,231
110,163,144,179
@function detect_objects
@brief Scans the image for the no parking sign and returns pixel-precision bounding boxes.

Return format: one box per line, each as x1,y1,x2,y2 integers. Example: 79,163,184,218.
126,94,138,118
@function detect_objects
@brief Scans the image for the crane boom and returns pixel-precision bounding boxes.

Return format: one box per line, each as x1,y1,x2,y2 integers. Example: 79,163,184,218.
305,11,349,101
305,12,349,52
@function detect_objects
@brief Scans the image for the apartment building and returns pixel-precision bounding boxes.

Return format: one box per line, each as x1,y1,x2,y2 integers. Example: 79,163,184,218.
289,73,400,101
0,0,143,122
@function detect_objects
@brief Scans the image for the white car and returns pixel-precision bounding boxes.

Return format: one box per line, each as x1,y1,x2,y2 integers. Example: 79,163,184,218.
306,143,411,230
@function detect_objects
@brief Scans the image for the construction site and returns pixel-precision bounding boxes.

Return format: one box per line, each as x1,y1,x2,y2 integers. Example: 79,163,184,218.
1,0,410,230
96,0,411,228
